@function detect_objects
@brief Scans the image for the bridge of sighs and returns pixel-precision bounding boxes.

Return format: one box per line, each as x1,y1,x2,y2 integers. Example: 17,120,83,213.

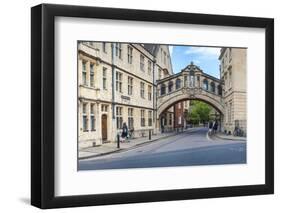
156,62,224,124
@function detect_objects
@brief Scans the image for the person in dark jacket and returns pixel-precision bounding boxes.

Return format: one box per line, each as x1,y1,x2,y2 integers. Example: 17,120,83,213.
161,123,164,133
121,122,128,142
208,121,213,135
209,121,213,129
213,120,218,134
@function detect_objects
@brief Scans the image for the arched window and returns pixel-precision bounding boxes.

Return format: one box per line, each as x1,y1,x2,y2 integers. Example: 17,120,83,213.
217,85,222,95
168,81,173,93
189,71,195,87
160,84,166,95
203,79,208,90
197,76,200,87
184,75,188,87
176,78,182,89
210,82,215,93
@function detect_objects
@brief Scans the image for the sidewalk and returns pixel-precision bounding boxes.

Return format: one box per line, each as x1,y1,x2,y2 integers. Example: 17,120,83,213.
214,132,246,141
79,129,189,160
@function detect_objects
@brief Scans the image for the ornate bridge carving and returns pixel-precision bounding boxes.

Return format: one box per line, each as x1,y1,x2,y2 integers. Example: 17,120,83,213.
156,62,224,118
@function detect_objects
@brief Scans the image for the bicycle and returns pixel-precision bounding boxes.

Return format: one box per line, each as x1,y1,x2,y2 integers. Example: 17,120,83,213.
233,126,244,137
127,129,134,139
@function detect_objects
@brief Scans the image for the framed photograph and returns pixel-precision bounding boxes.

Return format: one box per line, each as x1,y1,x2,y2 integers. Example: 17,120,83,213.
31,3,274,209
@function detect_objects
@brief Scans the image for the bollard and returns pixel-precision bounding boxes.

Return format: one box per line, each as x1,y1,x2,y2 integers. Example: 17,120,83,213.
117,134,120,148
149,130,151,140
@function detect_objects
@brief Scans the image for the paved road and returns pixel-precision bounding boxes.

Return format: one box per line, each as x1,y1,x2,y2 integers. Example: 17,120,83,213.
78,127,246,170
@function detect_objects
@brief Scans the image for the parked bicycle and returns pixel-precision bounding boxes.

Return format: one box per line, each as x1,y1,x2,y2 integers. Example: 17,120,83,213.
128,127,134,139
233,126,244,137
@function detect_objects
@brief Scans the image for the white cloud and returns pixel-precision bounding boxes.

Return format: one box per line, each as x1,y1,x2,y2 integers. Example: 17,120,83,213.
184,47,220,58
169,46,173,55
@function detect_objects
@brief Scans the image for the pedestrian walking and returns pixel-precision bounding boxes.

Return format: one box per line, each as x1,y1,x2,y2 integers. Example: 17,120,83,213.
161,123,164,133
213,120,218,134
208,120,213,136
121,122,128,142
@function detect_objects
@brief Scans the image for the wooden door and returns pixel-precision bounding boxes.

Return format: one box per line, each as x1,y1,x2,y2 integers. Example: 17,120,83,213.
101,114,107,141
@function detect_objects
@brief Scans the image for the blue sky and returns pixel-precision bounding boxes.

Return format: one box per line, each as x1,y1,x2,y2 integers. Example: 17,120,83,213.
169,46,221,78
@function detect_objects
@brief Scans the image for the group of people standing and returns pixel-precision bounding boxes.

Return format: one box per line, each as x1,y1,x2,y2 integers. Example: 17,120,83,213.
208,120,218,135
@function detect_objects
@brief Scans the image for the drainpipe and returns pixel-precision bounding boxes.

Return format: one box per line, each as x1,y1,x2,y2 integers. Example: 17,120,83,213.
111,43,116,119
153,60,157,133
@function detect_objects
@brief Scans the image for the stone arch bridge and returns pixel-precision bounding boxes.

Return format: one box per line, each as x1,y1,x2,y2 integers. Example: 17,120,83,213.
156,62,224,120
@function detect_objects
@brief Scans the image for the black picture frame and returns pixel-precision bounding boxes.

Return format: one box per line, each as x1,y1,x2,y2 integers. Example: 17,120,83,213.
31,3,274,209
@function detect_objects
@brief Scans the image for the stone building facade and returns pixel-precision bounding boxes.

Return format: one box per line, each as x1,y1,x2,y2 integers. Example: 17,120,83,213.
78,42,174,148
219,47,247,134
78,43,247,148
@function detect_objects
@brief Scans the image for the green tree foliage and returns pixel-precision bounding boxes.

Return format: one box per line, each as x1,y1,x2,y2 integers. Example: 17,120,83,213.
187,101,212,124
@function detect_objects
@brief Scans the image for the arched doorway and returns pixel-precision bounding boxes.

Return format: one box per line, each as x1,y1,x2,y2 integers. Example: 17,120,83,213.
101,114,107,142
